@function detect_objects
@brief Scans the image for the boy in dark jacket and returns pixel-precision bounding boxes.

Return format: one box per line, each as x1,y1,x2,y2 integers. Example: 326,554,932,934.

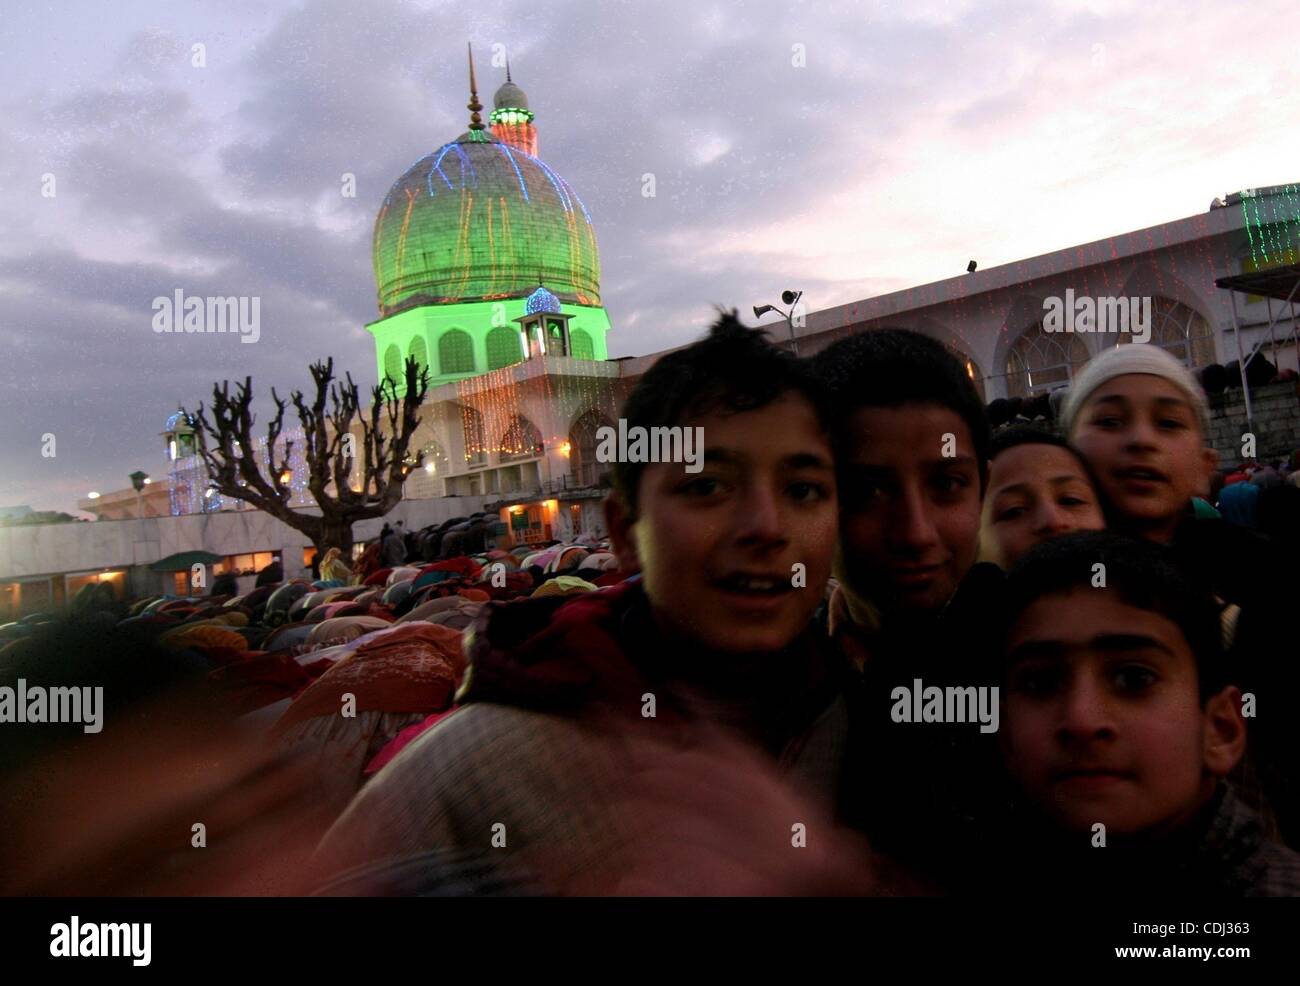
810,329,1005,890
1063,344,1298,846
997,532,1300,896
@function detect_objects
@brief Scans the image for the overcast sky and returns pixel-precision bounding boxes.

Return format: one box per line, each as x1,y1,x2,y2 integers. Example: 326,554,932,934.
2,0,1297,514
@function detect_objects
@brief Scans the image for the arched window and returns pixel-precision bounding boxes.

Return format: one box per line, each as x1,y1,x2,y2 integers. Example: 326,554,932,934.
439,329,475,375
499,415,544,463
570,409,614,487
1114,297,1215,367
1005,323,1090,398
461,406,487,466
486,326,523,370
408,335,429,373
570,328,595,361
382,344,402,384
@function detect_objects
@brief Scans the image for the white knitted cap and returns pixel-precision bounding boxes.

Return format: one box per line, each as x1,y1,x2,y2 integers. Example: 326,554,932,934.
1061,344,1209,435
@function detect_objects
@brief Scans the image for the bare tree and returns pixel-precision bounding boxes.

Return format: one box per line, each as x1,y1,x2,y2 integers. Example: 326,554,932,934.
186,356,430,557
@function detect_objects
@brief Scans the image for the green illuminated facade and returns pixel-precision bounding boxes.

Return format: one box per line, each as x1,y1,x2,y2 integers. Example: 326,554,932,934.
369,296,611,387
368,65,610,390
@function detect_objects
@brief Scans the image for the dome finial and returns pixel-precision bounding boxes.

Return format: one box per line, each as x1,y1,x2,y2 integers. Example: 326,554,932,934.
466,42,485,131
506,57,512,84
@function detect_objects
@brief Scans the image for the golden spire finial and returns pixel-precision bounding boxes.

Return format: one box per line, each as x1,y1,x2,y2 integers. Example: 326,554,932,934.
467,42,484,130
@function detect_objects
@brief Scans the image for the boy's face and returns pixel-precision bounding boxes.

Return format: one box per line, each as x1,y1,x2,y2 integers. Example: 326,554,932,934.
1069,374,1217,539
606,392,837,655
1002,587,1243,838
982,444,1105,569
837,402,983,617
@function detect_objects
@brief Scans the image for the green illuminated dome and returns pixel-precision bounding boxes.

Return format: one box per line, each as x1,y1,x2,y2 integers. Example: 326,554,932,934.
372,129,601,316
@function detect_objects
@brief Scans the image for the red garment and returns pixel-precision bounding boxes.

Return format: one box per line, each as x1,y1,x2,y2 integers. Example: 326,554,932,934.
297,654,338,674
363,567,393,587
1224,472,1249,487
198,645,251,667
208,651,318,715
422,557,482,579
482,571,535,600
319,601,369,620
363,706,461,776
274,622,466,730
460,582,650,715
354,542,384,582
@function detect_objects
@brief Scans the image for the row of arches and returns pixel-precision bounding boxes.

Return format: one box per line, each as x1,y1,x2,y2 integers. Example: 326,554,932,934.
384,326,597,383
935,297,1215,401
404,407,616,494
999,297,1214,398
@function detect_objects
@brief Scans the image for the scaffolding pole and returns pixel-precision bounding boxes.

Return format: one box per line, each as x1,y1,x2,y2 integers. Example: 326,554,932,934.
1227,288,1255,429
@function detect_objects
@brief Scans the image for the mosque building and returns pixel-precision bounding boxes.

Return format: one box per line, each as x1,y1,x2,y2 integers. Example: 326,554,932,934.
159,51,632,548
365,51,625,546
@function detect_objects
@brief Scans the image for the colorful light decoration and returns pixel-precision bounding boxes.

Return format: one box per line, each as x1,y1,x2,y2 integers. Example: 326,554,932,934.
368,63,612,409
1240,184,1300,268
457,365,529,461
525,285,562,315
372,132,601,315
489,71,538,156
492,109,532,126
168,428,313,516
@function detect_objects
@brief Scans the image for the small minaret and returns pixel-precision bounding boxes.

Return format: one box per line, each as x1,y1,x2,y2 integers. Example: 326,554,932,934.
162,408,196,462
490,60,538,156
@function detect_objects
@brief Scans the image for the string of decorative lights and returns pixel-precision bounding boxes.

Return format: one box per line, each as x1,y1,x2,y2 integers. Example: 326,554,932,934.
167,429,311,516
373,135,600,315
1241,184,1300,267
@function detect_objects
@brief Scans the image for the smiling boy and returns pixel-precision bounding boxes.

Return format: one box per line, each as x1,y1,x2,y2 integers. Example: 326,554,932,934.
315,312,849,894
1063,344,1216,545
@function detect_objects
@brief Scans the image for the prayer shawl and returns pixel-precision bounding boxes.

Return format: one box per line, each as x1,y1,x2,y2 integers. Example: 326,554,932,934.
396,596,481,626
362,566,392,587
208,650,325,715
275,622,465,730
158,624,248,653
422,557,483,579
307,616,392,649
